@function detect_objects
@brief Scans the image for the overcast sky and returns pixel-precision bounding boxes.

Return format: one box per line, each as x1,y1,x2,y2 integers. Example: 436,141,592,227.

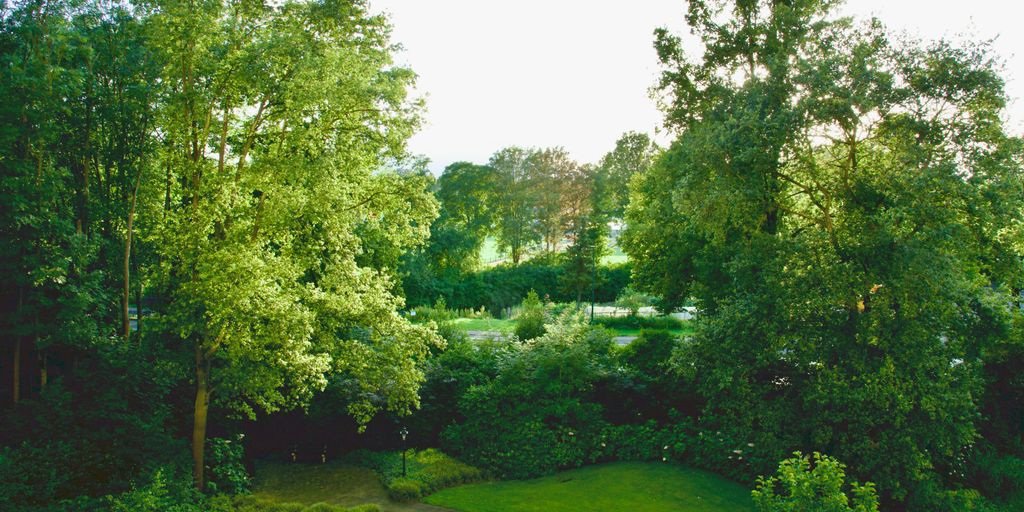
368,0,1023,174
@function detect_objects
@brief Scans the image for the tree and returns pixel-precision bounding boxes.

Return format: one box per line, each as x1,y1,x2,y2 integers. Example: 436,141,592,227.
559,164,607,304
596,132,659,219
490,147,541,265
146,0,440,489
628,0,1024,506
432,161,498,272
514,290,547,341
529,147,577,253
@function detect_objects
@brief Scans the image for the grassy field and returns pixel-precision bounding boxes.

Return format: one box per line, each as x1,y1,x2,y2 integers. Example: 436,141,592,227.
250,460,449,512
479,237,503,265
452,317,516,332
425,462,755,512
600,239,629,265
450,317,691,339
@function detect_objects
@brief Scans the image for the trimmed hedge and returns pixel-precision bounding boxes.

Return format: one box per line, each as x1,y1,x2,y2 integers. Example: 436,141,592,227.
404,256,631,315
593,315,684,331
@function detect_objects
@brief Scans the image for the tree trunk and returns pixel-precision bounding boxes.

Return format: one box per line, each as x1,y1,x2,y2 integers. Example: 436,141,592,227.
12,338,20,404
39,350,47,390
123,170,141,339
135,248,143,334
192,346,210,490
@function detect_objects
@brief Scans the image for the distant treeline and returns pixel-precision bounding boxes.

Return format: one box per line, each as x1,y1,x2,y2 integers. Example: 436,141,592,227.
403,254,631,315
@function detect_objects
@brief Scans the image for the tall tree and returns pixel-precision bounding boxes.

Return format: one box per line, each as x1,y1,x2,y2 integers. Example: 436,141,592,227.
560,164,607,304
596,131,659,219
432,161,498,271
146,0,440,489
529,147,576,253
628,1,1024,507
490,146,540,265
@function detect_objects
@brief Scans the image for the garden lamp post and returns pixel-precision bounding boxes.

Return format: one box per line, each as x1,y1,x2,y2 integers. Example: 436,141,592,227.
400,426,409,477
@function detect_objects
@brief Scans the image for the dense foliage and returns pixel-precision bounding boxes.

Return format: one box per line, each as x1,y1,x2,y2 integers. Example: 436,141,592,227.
1,0,438,506
626,0,1024,509
426,313,697,479
752,452,879,512
403,253,631,314
2,0,1021,510
343,448,483,502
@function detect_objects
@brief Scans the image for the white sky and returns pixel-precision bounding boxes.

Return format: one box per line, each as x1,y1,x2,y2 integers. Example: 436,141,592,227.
369,0,1024,173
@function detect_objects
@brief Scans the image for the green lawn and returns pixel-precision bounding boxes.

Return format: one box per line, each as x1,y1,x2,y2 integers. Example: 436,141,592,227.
425,462,755,512
599,254,629,265
450,318,693,339
479,237,503,265
250,460,446,512
452,317,516,332
600,239,629,265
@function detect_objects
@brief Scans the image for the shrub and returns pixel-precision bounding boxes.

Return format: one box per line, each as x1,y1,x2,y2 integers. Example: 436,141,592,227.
752,452,879,512
386,478,424,502
411,448,484,492
227,495,306,512
593,420,694,463
592,315,683,331
207,435,250,494
443,316,618,478
514,290,547,340
970,449,1024,501
102,468,207,512
614,287,653,316
619,330,677,378
345,505,381,512
344,448,483,500
273,504,307,512
403,255,631,314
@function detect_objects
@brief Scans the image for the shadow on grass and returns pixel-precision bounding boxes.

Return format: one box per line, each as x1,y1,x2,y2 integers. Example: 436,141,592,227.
251,460,454,512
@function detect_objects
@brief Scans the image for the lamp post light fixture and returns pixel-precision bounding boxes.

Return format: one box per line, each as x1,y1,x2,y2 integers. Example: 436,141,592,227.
399,426,409,477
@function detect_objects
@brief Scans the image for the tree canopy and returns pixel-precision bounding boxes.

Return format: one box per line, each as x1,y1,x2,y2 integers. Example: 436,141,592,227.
626,0,1024,507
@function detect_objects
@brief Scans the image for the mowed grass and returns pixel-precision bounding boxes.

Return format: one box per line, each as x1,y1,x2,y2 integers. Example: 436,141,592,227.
425,462,754,512
452,317,516,332
599,254,629,265
250,460,445,512
479,237,503,265
450,318,694,339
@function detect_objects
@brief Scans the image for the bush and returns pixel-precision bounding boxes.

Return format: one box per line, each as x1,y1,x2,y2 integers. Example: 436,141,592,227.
614,287,653,316
514,290,546,340
443,316,619,478
592,315,683,331
752,452,879,512
593,420,694,463
386,478,424,502
411,448,484,492
344,448,483,501
207,435,250,494
224,495,307,512
345,505,381,512
403,254,631,315
971,449,1024,501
